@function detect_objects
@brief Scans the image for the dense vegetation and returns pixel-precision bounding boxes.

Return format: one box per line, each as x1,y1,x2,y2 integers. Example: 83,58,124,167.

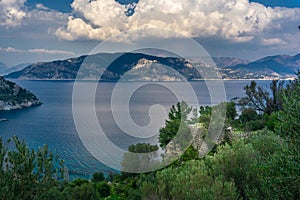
0,76,41,110
0,73,299,199
0,77,39,102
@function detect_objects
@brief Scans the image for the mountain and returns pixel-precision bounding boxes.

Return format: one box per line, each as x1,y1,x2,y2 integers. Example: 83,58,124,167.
0,76,42,110
0,63,30,76
220,54,300,79
212,57,250,68
5,53,300,80
6,53,203,81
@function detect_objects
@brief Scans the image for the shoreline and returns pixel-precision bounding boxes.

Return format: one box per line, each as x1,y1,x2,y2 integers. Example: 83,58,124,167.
6,78,296,82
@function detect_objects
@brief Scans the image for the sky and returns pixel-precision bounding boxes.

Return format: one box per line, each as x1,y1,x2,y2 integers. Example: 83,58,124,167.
0,0,299,66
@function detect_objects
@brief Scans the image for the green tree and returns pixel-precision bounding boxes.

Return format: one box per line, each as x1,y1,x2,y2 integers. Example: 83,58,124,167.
91,172,105,183
275,71,300,145
226,101,237,121
207,141,258,199
237,80,284,115
96,181,111,198
72,183,98,200
0,136,64,200
140,160,237,200
159,101,192,147
247,130,300,199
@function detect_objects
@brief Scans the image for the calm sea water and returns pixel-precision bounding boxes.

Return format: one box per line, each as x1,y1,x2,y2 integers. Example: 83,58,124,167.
0,80,271,179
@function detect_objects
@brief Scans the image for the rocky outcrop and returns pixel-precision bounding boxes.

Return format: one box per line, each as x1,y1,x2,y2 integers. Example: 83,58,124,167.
164,123,208,160
0,76,42,110
164,123,232,160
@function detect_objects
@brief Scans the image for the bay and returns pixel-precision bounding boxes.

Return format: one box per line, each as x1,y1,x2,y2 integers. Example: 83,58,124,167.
0,80,271,179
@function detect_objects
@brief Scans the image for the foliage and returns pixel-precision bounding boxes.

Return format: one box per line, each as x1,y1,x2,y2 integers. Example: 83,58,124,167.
198,106,212,128
206,140,258,199
96,181,111,198
128,143,158,153
237,80,284,115
71,183,98,200
159,101,192,147
239,108,260,123
226,101,237,121
246,130,300,199
91,172,105,183
121,143,159,174
275,71,300,145
0,136,64,200
1,78,300,199
0,77,39,102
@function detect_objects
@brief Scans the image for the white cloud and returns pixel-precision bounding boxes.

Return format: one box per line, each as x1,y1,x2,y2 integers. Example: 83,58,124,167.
262,38,287,46
0,0,27,27
35,3,50,11
0,47,76,56
0,0,69,30
55,0,300,44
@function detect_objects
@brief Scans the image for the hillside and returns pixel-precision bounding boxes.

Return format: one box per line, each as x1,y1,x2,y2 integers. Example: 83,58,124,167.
6,53,203,81
5,53,300,80
0,63,30,76
220,54,300,79
0,77,41,110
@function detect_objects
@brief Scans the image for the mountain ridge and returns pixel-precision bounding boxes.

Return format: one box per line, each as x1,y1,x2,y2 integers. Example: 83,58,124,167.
5,52,300,80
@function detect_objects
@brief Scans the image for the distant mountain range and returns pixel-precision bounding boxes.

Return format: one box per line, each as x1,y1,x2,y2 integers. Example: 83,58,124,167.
0,63,30,76
219,54,300,79
5,53,300,80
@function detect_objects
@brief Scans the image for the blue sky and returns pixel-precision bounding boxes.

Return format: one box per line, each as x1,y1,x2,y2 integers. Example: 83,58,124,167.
25,0,300,12
0,0,299,66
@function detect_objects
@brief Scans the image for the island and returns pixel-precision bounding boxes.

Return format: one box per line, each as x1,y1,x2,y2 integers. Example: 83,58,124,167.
0,76,42,111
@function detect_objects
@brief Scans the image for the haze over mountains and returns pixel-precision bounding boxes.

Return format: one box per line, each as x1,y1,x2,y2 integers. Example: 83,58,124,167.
5,52,300,80
0,63,30,76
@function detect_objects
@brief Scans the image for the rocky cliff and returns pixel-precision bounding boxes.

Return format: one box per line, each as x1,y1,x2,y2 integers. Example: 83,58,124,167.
0,77,41,110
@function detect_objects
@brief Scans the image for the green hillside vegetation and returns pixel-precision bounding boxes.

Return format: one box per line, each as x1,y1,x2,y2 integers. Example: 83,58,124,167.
0,76,41,110
0,72,299,199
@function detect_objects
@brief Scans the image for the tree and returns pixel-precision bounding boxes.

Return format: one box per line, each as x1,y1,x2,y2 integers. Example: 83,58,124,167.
239,108,259,123
275,71,300,145
96,181,111,198
159,101,192,147
0,136,64,200
226,101,237,121
207,141,258,199
72,183,98,200
91,172,105,183
237,80,284,115
140,160,238,200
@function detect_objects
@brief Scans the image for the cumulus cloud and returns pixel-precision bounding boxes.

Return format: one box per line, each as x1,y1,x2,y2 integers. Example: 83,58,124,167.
35,3,50,11
0,0,69,30
0,47,76,56
0,0,27,27
55,0,300,45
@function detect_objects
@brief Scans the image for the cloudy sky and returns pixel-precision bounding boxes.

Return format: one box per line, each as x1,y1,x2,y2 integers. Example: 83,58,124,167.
0,0,299,66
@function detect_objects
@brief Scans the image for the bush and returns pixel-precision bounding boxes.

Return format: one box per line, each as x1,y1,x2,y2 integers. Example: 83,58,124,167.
96,181,111,198
91,172,105,183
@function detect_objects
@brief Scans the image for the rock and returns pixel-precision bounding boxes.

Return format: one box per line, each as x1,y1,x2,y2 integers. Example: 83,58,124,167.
0,76,42,111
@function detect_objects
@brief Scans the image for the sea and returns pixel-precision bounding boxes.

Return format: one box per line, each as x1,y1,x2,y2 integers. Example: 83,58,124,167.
0,80,271,179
